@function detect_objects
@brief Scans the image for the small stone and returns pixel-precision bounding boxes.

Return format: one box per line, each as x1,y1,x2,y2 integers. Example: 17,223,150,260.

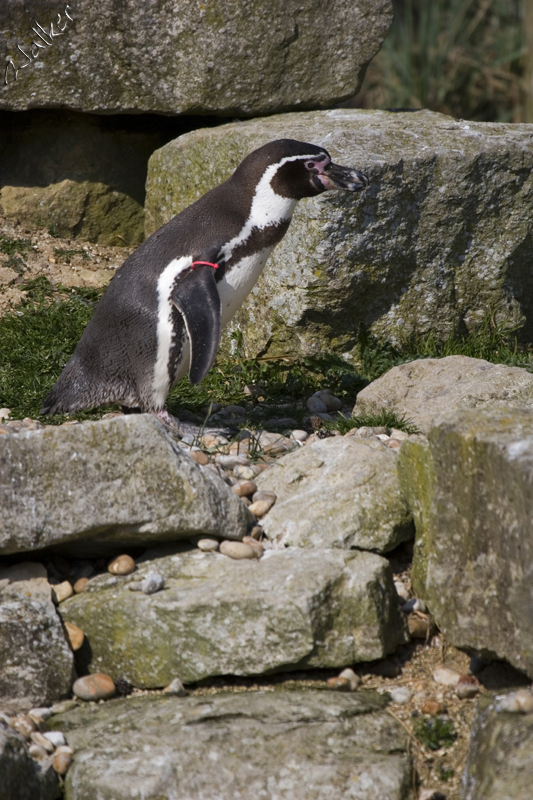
390,687,412,704
163,677,188,696
385,438,401,450
497,689,533,713
240,496,252,506
196,538,220,552
73,577,89,593
215,454,250,469
73,673,116,701
248,500,274,518
64,621,85,651
402,598,427,613
224,405,247,416
421,699,444,715
219,541,257,560
241,536,264,558
320,394,343,412
307,396,328,414
28,707,52,723
250,525,263,540
376,433,390,441
53,746,73,775
201,434,229,447
9,715,36,738
233,465,257,480
338,668,360,691
190,450,209,465
52,581,74,604
31,731,55,753
433,666,461,687
327,676,352,691
50,700,77,715
0,408,11,421
455,675,480,699
291,429,309,442
141,572,165,594
408,613,436,639
29,744,48,760
108,554,136,575
394,581,410,602
43,731,66,748
114,677,134,696
232,480,257,497
390,428,409,441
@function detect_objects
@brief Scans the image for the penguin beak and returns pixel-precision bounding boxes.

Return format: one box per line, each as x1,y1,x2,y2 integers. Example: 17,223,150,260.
322,162,369,192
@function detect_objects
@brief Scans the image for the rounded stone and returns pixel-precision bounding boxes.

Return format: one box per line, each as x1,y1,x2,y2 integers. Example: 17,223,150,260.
291,429,309,442
108,555,136,575
327,677,352,692
72,673,116,701
43,731,66,748
163,677,188,696
248,500,273,518
31,731,55,753
390,687,412,705
232,480,257,497
307,396,328,414
241,536,264,558
433,666,461,687
338,668,361,691
455,675,480,699
196,538,220,552
250,525,263,540
29,744,48,760
52,581,74,604
421,699,444,715
64,621,85,651
53,746,73,775
408,614,436,639
190,450,209,465
233,465,257,480
73,577,89,593
9,715,36,739
219,541,257,560
141,572,165,594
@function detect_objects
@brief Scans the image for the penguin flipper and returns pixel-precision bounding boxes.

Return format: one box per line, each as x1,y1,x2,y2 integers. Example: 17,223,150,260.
171,265,221,385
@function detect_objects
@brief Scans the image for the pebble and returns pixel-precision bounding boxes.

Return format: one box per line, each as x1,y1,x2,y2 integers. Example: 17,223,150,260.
327,676,352,692
385,438,401,450
43,731,66,748
241,536,264,558
72,673,116,701
338,668,360,691
250,526,263,540
108,555,136,575
291,429,309,442
190,450,209,465
141,572,165,594
390,428,409,440
9,715,36,739
433,665,461,687
50,700,77,715
163,677,188,696
201,434,229,448
394,580,410,602
52,581,73,604
243,384,266,398
29,744,48,760
240,496,252,506
73,577,89,593
306,396,328,414
196,538,220,552
408,613,435,639
421,699,444,715
64,621,85,651
216,454,250,469
28,707,53,723
390,687,412,704
31,731,55,753
497,689,533,714
53,746,73,775
376,433,390,441
455,675,480,699
402,598,427,613
0,408,10,421
233,465,257,481
180,434,196,446
248,500,273,518
224,405,247,416
232,480,257,497
219,541,257,560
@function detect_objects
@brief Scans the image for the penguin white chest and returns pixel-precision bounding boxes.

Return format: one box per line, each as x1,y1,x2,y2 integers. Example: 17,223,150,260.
217,246,274,327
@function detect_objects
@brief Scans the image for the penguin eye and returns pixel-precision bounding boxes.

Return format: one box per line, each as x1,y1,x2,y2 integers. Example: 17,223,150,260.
305,161,318,173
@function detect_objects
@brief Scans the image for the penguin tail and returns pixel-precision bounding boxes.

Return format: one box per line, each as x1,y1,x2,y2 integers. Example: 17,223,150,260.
40,362,92,416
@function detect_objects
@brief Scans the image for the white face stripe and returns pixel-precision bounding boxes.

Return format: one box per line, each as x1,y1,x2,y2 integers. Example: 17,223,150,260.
221,153,327,261
152,255,192,407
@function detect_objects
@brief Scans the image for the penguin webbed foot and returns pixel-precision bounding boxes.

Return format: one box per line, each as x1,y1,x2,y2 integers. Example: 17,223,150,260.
152,408,238,442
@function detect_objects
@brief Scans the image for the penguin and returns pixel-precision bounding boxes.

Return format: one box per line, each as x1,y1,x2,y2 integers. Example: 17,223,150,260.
41,139,368,434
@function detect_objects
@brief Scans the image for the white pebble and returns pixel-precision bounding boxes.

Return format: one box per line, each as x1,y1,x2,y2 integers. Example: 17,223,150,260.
219,541,257,560
141,572,165,594
196,538,220,552
338,668,360,691
163,677,188,696
216,454,250,469
390,687,412,704
43,731,66,747
497,690,533,713
433,665,461,687
291,429,309,442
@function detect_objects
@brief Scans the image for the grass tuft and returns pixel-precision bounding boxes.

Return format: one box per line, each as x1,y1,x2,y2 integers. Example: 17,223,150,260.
413,716,457,751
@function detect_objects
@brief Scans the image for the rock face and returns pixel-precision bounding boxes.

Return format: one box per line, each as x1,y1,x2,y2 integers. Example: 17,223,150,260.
0,727,60,800
0,415,252,557
256,435,413,552
0,563,74,712
49,691,413,800
146,110,533,359
0,2,392,115
354,356,533,434
398,406,533,678
60,547,408,686
461,693,533,800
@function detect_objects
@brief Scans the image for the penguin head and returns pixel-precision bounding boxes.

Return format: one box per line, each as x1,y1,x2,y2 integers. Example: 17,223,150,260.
233,139,368,201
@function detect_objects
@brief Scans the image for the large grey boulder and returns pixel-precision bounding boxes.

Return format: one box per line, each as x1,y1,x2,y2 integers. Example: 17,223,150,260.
354,356,533,434
0,727,60,800
49,691,413,800
0,415,252,557
256,435,413,552
0,563,74,713
60,547,408,686
146,110,533,359
398,406,533,678
461,693,533,800
0,2,392,115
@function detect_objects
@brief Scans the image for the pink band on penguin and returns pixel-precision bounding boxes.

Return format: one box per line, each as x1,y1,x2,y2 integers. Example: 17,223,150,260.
190,261,219,269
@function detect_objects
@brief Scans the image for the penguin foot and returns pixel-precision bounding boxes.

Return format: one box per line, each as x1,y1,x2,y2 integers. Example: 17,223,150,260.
153,409,238,441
